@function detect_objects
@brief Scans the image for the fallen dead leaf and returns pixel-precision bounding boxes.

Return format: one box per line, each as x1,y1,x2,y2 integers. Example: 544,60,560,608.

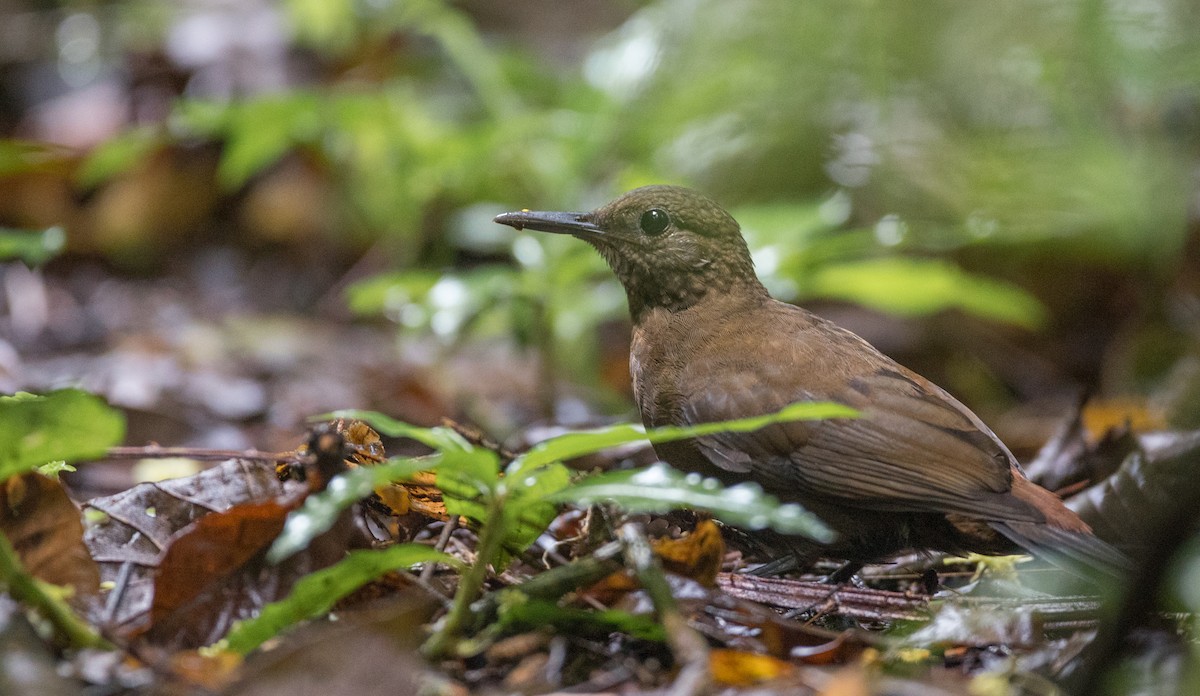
0,473,99,597
653,518,725,587
709,647,794,686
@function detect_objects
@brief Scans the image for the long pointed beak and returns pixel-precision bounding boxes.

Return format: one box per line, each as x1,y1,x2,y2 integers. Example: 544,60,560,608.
493,210,602,237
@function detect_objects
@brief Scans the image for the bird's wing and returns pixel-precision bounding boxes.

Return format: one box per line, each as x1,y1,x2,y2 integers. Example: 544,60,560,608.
676,315,1039,523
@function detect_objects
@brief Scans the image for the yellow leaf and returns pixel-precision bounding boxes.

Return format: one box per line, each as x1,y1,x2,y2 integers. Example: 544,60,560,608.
709,648,793,686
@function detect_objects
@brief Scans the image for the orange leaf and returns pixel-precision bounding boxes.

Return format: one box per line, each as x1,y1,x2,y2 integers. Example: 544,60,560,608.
709,648,793,686
652,518,725,586
1081,397,1166,438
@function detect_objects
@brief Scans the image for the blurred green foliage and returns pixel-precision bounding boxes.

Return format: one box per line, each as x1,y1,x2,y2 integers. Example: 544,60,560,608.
4,0,1197,390
0,226,65,266
0,390,125,479
616,0,1195,264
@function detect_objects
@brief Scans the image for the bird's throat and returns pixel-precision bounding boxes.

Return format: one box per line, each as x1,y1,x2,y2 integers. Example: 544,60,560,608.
591,240,767,322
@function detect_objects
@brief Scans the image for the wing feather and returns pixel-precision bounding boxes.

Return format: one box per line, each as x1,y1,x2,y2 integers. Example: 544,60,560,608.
676,307,1037,522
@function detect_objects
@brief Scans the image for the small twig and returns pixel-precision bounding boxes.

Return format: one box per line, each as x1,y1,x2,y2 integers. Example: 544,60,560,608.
101,560,134,627
420,517,460,584
718,573,931,622
104,445,298,463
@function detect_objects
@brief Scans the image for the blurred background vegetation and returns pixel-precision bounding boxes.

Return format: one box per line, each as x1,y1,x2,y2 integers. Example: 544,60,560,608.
0,0,1198,435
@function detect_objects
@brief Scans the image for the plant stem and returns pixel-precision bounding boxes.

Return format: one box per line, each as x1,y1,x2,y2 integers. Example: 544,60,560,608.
421,493,507,659
468,540,624,634
0,532,110,650
617,524,710,696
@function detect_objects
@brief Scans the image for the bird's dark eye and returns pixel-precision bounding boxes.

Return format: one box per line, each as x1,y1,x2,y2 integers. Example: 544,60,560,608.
639,208,671,236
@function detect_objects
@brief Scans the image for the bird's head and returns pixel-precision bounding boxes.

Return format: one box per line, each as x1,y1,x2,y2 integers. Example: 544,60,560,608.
495,185,765,318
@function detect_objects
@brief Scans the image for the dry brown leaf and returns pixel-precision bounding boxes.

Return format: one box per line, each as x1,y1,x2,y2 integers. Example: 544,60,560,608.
84,458,305,630
312,420,448,521
0,473,99,597
137,432,370,649
145,499,293,639
584,520,727,603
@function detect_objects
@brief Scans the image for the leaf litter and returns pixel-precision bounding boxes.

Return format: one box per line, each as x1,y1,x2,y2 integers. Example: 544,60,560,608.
3,400,1199,694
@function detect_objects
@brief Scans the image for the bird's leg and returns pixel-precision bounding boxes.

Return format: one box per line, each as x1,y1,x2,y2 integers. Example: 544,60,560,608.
918,567,940,595
824,560,864,585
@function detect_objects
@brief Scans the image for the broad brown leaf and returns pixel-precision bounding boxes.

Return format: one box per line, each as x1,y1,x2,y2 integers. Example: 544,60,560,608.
143,499,295,646
136,431,371,649
84,458,303,631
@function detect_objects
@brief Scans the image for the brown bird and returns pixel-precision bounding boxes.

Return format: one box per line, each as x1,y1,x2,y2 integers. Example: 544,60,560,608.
495,185,1126,577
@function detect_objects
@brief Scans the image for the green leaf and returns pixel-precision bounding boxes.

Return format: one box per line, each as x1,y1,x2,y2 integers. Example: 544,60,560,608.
806,257,1047,329
495,461,571,566
0,390,125,480
511,400,858,478
437,448,502,517
284,0,358,50
552,462,835,542
0,140,70,177
266,455,439,563
221,544,454,655
35,461,76,479
0,227,65,266
217,93,323,189
344,270,442,317
76,127,160,187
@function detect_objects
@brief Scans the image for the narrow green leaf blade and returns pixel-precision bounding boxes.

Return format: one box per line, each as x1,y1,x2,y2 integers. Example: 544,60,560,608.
436,448,502,517
0,390,125,479
75,127,160,187
221,544,454,655
551,462,835,542
511,400,858,476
